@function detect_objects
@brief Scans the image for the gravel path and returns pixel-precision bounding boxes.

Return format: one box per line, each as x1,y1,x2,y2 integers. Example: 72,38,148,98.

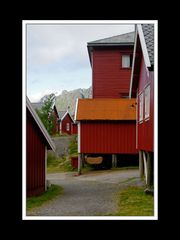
27,169,143,216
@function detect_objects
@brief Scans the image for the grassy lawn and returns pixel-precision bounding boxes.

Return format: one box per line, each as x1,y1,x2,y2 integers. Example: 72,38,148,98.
27,184,63,210
112,186,154,216
47,153,75,173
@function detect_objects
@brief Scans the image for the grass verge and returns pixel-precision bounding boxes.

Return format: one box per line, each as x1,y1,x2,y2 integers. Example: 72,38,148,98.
112,186,154,216
27,184,63,210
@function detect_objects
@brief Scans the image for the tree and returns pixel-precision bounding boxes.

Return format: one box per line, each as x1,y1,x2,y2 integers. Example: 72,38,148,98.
36,93,56,135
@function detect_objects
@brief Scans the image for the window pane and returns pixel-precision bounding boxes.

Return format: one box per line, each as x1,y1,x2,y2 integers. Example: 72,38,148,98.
66,123,70,131
139,93,143,122
122,55,130,68
145,85,150,119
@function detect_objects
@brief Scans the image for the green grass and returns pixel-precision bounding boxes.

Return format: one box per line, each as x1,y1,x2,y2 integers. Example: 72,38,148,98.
112,186,154,216
68,134,78,155
47,153,75,173
27,184,63,210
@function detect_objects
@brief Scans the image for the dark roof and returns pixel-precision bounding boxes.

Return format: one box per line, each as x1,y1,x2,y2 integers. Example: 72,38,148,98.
58,111,67,119
32,102,43,110
87,32,135,46
141,24,154,66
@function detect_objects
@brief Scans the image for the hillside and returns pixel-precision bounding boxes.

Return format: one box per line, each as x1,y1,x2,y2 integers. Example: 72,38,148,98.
55,86,92,116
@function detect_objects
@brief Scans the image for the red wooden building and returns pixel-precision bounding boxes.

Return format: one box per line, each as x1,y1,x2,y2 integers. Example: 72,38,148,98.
75,98,138,170
27,97,56,197
129,24,154,188
58,111,76,135
32,102,59,135
74,32,140,173
87,32,134,98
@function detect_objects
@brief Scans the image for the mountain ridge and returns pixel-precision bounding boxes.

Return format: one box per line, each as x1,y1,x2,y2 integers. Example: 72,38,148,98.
55,86,92,116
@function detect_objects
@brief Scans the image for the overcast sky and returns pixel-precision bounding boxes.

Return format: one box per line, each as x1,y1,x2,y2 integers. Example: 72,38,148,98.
26,22,135,102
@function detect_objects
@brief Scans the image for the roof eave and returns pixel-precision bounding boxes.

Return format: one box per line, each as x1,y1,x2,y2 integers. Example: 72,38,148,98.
87,43,134,47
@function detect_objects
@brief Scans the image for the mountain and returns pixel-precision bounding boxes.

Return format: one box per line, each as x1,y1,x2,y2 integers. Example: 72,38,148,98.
55,86,92,116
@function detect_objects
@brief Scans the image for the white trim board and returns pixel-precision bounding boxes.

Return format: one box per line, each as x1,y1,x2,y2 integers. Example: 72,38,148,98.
61,111,75,123
129,25,138,98
137,24,151,68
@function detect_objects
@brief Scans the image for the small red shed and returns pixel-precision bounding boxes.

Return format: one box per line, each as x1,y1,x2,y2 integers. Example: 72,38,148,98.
87,32,134,98
27,97,56,197
75,98,138,171
58,111,75,135
129,24,154,188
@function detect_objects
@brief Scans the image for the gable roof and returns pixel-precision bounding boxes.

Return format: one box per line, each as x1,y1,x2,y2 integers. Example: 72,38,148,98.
58,110,74,122
58,111,67,119
87,31,135,65
137,24,154,68
129,24,154,98
75,98,136,121
87,32,135,46
27,97,56,151
141,24,154,66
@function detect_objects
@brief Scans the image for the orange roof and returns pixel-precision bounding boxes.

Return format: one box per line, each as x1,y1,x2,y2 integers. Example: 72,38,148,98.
75,98,136,121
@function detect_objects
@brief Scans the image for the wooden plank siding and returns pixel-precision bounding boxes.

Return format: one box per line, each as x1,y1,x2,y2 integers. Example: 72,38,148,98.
61,114,73,135
80,121,138,154
27,109,46,197
92,47,133,98
137,57,154,152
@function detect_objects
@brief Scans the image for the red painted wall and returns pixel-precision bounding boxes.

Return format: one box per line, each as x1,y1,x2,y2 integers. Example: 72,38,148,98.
71,122,77,135
61,114,73,135
80,121,137,154
27,109,46,197
137,58,154,152
92,47,133,98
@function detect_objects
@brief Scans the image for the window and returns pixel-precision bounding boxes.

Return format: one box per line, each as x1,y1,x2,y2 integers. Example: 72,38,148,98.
122,55,132,68
139,93,143,122
66,123,70,131
145,85,150,119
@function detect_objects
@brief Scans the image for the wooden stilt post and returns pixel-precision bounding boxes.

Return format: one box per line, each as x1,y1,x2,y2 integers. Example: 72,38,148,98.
143,151,147,184
114,154,117,168
81,153,84,168
139,150,144,178
112,154,114,168
112,154,117,168
147,152,153,187
78,153,82,175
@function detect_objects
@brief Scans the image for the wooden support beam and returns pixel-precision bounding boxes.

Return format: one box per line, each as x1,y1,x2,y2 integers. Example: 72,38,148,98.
112,154,117,168
81,153,85,168
139,150,144,178
143,151,147,184
78,153,82,175
147,152,153,187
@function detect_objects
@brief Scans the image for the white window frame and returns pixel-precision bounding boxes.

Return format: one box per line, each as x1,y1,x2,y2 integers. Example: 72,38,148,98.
144,85,150,120
66,123,70,131
139,92,143,123
122,55,130,68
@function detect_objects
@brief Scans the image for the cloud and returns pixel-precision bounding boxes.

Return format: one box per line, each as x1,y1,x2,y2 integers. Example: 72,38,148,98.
28,89,58,102
27,23,135,101
27,24,134,67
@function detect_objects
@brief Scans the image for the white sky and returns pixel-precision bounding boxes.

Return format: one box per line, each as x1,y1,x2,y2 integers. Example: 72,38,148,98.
26,22,135,102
